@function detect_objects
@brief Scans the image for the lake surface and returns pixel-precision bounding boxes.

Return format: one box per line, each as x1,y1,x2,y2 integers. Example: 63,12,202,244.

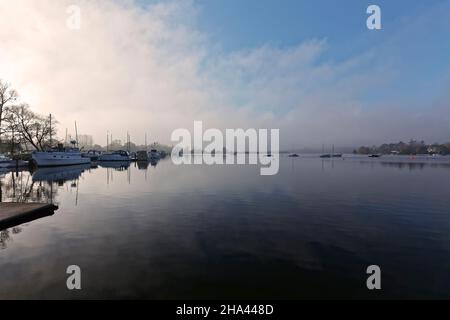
1,155,450,299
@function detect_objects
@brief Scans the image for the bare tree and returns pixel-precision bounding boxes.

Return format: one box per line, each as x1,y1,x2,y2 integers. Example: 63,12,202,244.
9,104,58,151
0,80,18,147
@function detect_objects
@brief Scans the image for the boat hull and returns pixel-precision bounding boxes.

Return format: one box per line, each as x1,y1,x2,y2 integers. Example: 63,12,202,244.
32,152,91,167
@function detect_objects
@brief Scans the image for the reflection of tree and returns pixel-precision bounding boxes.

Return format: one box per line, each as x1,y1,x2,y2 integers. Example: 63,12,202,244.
378,162,449,170
0,170,57,203
0,227,22,250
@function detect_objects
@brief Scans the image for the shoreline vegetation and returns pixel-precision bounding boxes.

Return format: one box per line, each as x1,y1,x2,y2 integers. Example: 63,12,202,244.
354,140,450,156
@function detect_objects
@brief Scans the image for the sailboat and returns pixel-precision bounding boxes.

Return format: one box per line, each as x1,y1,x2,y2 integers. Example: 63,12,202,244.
320,145,342,158
320,144,331,158
32,117,91,167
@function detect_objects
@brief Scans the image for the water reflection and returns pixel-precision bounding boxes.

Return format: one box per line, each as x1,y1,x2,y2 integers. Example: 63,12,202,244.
98,161,130,170
32,164,91,183
150,159,159,167
136,161,149,170
0,170,54,203
355,159,450,170
0,227,22,250
1,156,450,299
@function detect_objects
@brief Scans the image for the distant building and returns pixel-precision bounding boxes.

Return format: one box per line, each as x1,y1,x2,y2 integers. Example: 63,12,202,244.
77,134,94,148
111,139,122,146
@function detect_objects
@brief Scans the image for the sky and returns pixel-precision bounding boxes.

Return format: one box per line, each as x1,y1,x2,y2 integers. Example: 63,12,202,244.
0,0,449,149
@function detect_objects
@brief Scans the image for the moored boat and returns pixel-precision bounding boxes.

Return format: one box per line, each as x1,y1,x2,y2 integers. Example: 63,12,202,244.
98,150,130,162
32,143,90,167
136,150,149,161
32,150,90,167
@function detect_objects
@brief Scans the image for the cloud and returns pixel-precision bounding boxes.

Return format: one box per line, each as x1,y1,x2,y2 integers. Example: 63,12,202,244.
0,0,449,149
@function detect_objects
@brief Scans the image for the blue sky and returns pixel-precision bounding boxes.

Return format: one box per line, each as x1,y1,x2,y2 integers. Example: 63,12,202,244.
142,0,450,110
204,0,448,103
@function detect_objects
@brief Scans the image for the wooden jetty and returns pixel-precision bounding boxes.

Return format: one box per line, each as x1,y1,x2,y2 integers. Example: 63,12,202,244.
0,203,58,230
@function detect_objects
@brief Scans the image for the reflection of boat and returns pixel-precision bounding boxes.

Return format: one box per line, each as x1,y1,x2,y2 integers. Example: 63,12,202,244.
136,161,149,170
32,142,90,167
149,149,161,161
150,159,159,167
0,154,29,168
98,161,130,170
159,150,167,158
32,164,91,182
98,150,130,161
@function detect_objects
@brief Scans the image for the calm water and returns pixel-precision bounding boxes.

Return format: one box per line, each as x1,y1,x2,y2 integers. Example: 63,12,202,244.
1,155,450,299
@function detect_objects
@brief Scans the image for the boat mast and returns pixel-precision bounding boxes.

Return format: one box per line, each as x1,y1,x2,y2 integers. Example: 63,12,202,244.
127,131,130,152
107,130,109,152
75,121,79,148
49,114,52,149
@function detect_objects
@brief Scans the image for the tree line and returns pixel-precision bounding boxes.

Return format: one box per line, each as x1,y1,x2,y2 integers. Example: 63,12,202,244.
354,140,450,155
0,79,57,154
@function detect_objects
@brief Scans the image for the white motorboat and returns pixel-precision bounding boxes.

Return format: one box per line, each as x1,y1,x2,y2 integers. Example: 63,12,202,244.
32,148,91,167
0,154,29,168
98,150,130,162
31,118,90,167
